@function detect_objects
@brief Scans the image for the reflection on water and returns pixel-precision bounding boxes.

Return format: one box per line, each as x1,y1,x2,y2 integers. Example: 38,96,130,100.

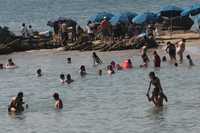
0,49,200,133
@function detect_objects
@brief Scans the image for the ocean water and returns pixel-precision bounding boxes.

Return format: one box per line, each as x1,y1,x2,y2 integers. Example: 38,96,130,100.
0,0,200,33
0,49,200,133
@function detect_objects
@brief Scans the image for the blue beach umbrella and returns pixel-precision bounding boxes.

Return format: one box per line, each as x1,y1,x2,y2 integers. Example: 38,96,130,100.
132,12,158,25
159,5,183,18
181,4,200,16
110,14,129,25
88,12,114,23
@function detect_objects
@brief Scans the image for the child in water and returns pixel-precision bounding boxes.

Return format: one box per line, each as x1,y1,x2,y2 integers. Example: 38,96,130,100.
140,46,149,68
116,64,122,70
153,51,161,68
162,56,167,62
66,74,74,84
80,65,87,76
53,93,63,109
186,54,194,66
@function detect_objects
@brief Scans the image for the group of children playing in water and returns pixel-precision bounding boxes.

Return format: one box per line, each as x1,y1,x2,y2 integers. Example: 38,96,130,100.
7,38,196,113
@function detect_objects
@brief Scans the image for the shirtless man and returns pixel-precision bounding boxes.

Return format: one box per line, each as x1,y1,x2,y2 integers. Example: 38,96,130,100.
146,72,168,107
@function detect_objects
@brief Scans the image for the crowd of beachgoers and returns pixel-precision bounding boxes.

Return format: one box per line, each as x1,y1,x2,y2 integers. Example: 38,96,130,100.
2,37,196,114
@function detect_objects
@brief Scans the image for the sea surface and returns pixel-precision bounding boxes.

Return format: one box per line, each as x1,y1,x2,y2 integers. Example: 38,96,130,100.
0,0,200,33
0,48,200,133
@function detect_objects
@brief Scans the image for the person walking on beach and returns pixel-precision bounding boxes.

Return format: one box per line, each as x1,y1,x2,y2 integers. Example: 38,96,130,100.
99,17,111,44
146,72,168,107
166,41,176,62
176,39,186,63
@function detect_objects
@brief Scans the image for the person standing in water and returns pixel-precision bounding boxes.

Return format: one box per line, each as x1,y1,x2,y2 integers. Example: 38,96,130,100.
146,72,168,107
186,54,194,66
8,92,26,113
176,39,186,63
80,65,87,76
153,51,161,68
92,52,103,66
60,73,65,83
140,46,149,68
166,41,176,62
53,93,63,109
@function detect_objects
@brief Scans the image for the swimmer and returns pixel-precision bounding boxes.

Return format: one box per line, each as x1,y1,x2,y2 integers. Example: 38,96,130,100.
153,51,161,68
186,54,194,66
127,59,133,68
111,61,116,69
162,56,167,62
92,52,103,66
116,64,122,70
8,92,26,113
66,74,74,84
176,39,186,63
7,58,15,66
53,93,63,109
60,73,65,83
80,65,87,76
36,69,42,77
107,65,115,75
146,72,168,107
67,57,71,64
98,69,102,76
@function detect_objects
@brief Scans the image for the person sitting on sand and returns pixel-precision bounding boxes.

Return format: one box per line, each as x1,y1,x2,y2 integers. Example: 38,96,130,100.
92,52,103,66
166,41,176,62
7,58,15,66
146,72,168,107
53,93,63,109
80,65,87,76
153,51,161,68
66,74,74,84
60,73,65,83
176,39,186,63
36,69,42,77
107,65,115,75
186,54,194,66
67,57,71,64
8,92,26,113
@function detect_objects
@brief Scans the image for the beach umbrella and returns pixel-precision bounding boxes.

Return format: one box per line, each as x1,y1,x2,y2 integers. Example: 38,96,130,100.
181,4,200,16
159,5,183,18
88,12,114,23
132,12,158,25
109,14,129,25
